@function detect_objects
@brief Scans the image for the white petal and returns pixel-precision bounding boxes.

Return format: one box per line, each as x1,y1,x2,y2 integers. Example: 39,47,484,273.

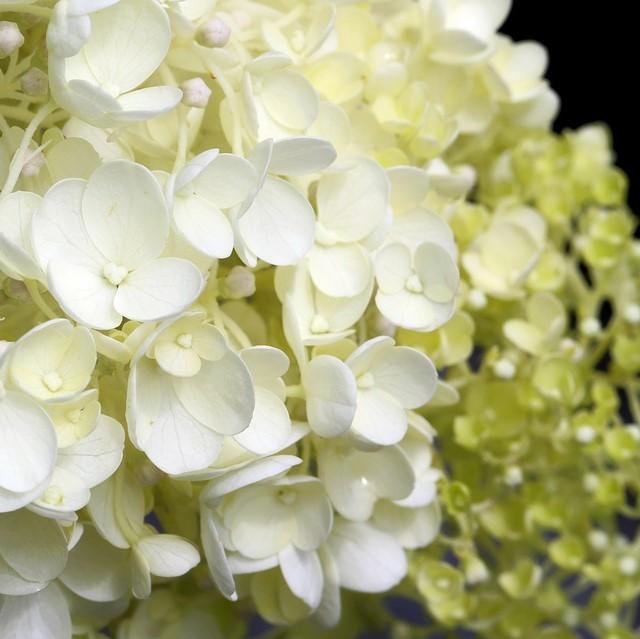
279,546,323,609
114,86,183,121
327,519,407,593
289,479,333,551
59,525,130,602
31,466,91,516
193,153,257,210
317,446,376,521
136,534,200,578
0,192,42,281
308,243,372,298
128,358,223,474
200,510,235,599
376,288,453,332
57,415,124,488
234,387,291,455
114,258,203,322
387,166,430,214
81,161,168,267
32,178,103,271
0,392,57,494
269,137,336,176
239,176,315,266
260,71,318,131
317,159,389,242
82,0,172,92
173,195,233,258
414,241,459,304
226,489,294,559
351,388,407,446
174,149,219,194
48,259,119,330
154,340,202,378
374,242,412,294
240,346,289,387
368,346,438,408
0,556,45,596
303,355,357,438
172,351,254,436
200,455,301,504
0,583,71,639
0,510,68,583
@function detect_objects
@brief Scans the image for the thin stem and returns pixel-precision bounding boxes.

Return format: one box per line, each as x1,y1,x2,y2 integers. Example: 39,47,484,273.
24,280,58,320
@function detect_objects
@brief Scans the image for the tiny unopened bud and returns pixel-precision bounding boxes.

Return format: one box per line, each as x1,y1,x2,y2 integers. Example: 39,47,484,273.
224,266,255,299
580,317,601,337
575,425,596,444
618,556,638,576
588,529,608,550
467,288,487,310
21,151,46,177
493,358,516,379
504,465,523,486
197,18,231,47
0,22,24,59
464,556,489,584
21,68,49,96
180,77,212,108
4,278,29,302
623,303,640,324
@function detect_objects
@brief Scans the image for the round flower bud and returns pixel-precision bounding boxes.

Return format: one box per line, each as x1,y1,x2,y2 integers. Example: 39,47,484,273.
623,303,640,324
20,68,49,96
467,289,487,310
197,18,231,47
223,266,255,299
0,21,24,59
575,425,596,444
588,530,608,550
180,78,212,108
580,317,601,336
504,465,523,486
618,556,638,576
493,358,516,379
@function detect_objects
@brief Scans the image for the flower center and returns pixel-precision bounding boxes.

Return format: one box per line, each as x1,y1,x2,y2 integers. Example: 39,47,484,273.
404,274,423,293
103,262,129,286
310,314,329,334
43,371,63,392
357,372,375,389
291,29,305,53
176,333,193,349
42,485,64,505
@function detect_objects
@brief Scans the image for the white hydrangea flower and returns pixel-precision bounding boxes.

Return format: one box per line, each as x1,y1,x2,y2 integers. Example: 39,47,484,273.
32,160,203,330
344,336,438,446
127,313,255,474
232,137,335,268
169,149,256,260
48,0,182,127
309,159,390,298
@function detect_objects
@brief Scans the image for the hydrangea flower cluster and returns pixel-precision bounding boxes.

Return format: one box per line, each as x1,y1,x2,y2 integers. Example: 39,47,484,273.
0,0,636,638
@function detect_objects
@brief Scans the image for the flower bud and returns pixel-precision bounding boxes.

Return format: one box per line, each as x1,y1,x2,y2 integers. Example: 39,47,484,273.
467,289,487,310
623,303,640,324
180,78,212,108
20,68,49,96
493,358,516,379
0,21,24,59
197,18,230,47
580,317,601,336
223,266,255,299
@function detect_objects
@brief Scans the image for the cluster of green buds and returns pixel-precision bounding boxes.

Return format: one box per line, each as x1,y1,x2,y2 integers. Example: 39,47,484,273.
395,124,640,639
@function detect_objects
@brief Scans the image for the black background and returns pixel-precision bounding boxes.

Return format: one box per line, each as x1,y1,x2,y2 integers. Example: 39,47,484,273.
503,1,637,212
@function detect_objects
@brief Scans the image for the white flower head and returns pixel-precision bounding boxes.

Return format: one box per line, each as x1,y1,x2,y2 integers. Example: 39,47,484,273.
48,0,182,127
32,160,203,330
